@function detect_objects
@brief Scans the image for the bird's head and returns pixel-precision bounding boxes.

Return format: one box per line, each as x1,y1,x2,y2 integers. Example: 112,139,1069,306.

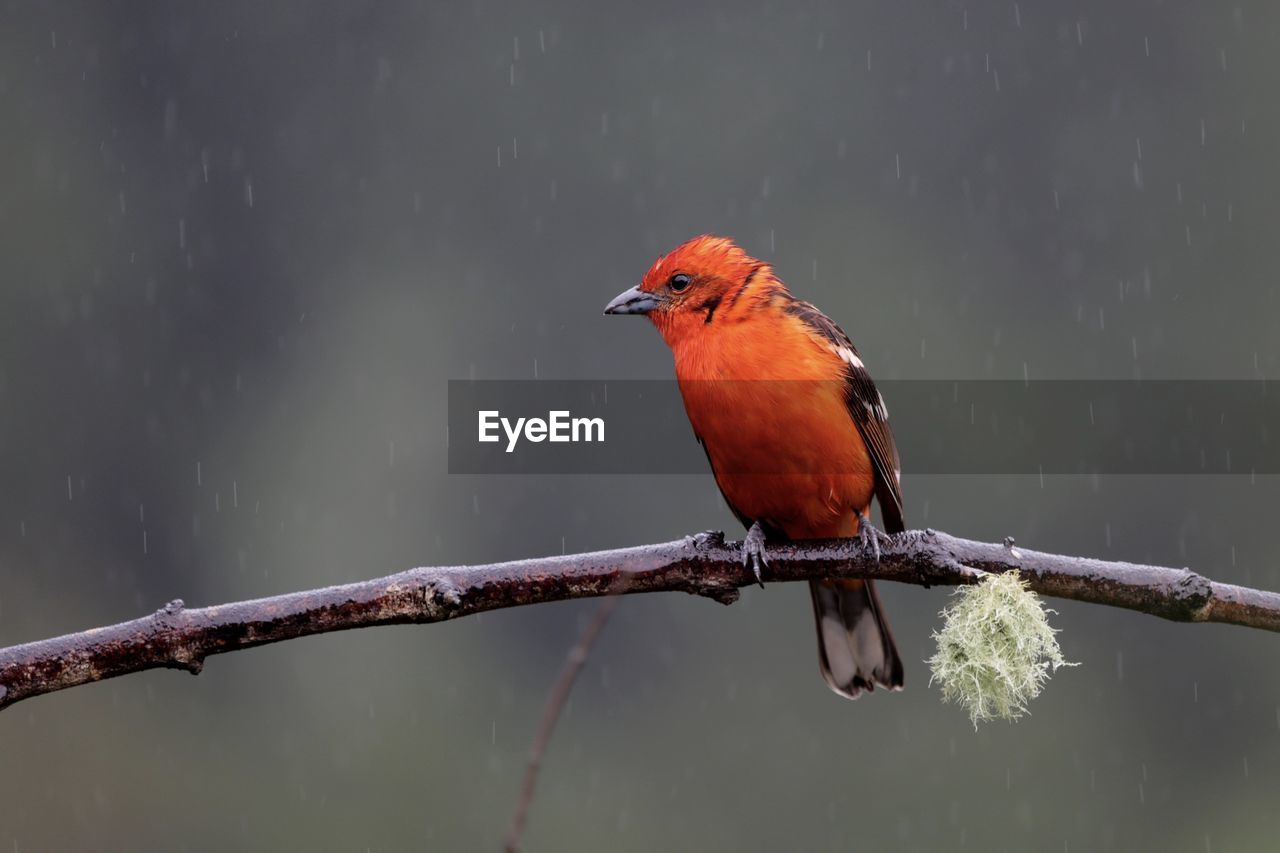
604,235,776,345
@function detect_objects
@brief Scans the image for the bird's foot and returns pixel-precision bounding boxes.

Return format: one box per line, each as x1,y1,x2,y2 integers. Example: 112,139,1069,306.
856,515,893,564
859,515,929,588
742,521,768,587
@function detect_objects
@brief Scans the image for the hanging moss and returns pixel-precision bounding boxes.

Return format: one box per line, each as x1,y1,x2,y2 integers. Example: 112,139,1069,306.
928,572,1078,727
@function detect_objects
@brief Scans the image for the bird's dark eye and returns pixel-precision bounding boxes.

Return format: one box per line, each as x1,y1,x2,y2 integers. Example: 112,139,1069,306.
669,273,692,293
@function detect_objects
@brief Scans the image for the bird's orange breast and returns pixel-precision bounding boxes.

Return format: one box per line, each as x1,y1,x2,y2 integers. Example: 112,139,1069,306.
671,313,874,539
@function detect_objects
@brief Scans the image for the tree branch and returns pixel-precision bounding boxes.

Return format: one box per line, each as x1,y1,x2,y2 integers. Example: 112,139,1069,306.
2,528,1278,712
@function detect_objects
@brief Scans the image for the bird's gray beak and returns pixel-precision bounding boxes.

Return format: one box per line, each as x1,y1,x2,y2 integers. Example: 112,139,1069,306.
603,285,660,316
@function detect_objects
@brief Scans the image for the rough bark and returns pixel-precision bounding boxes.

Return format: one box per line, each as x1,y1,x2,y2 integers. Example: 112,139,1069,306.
2,529,1278,711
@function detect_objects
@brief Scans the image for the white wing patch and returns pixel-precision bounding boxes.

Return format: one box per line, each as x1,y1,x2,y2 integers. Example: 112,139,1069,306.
863,390,889,421
830,344,864,369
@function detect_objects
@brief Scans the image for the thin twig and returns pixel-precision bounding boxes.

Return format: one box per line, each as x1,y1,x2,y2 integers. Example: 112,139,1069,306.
504,591,623,853
2,528,1279,712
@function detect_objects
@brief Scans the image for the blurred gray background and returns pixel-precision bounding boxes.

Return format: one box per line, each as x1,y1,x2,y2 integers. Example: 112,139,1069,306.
2,1,1279,850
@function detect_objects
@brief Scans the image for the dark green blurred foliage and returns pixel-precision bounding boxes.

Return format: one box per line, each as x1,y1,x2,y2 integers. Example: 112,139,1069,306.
2,2,1278,850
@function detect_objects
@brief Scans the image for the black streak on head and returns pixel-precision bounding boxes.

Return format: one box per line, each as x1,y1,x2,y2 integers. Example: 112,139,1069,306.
726,264,763,311
703,294,722,324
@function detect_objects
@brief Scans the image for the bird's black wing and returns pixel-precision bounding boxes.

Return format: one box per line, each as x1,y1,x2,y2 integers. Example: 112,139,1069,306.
781,298,905,534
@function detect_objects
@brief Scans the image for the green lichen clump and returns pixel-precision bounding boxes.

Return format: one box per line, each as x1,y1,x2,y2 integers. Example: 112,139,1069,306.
927,572,1077,727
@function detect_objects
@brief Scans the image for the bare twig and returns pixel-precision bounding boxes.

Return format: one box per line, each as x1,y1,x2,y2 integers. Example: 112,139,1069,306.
504,591,623,853
2,528,1279,713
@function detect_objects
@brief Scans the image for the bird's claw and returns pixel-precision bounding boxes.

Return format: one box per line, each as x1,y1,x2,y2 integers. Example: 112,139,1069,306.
743,521,768,587
856,515,893,564
859,516,928,587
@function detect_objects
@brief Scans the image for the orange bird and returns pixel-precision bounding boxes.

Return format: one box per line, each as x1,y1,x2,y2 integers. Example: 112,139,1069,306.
604,235,905,698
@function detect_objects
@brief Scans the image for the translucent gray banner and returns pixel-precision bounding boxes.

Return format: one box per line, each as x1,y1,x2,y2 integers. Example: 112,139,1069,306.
447,380,1277,475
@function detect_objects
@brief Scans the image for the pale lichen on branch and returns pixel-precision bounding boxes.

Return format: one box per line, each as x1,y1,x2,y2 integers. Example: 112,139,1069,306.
928,572,1078,727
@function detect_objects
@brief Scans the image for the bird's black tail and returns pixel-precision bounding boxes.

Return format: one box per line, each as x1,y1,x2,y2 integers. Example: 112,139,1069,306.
809,578,904,700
